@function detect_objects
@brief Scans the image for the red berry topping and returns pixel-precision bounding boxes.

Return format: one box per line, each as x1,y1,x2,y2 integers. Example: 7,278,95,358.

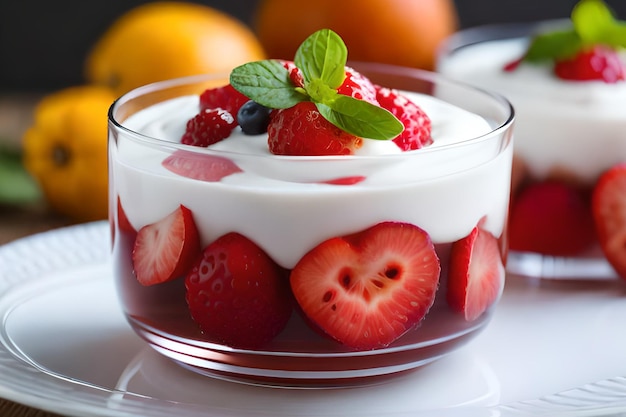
375,87,432,150
282,60,304,88
185,232,292,348
592,163,626,280
181,108,236,147
268,101,363,156
554,45,625,83
132,205,201,286
337,67,379,105
509,181,595,256
162,150,242,182
290,222,440,350
447,225,505,322
199,84,249,123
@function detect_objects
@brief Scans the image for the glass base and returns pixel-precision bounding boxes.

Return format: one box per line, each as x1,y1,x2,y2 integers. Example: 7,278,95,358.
506,250,618,280
127,312,491,388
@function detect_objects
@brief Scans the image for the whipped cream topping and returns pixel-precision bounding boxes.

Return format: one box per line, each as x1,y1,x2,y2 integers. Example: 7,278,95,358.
113,91,511,268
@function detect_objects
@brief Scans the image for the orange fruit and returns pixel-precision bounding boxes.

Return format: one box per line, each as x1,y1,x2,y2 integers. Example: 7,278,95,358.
255,0,458,70
22,86,116,222
85,2,266,96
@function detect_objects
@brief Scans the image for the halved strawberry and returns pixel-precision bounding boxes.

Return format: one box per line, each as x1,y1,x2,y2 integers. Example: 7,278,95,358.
132,205,200,286
185,232,292,348
376,86,432,151
199,84,249,123
554,45,625,83
290,222,440,350
592,163,626,280
447,225,505,322
162,150,242,182
509,181,595,256
268,101,363,156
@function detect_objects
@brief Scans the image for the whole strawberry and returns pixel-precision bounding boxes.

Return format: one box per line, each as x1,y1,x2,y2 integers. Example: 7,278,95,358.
181,108,236,147
185,232,292,348
268,102,363,156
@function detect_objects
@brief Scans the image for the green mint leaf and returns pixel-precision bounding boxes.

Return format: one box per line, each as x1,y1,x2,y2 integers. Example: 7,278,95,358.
306,78,340,104
524,29,582,61
0,146,41,204
519,0,626,65
317,96,403,140
230,60,307,109
572,0,617,45
295,28,347,89
607,23,626,48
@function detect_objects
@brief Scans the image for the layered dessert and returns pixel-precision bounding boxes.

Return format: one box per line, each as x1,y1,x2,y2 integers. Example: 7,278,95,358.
437,0,626,268
109,29,514,383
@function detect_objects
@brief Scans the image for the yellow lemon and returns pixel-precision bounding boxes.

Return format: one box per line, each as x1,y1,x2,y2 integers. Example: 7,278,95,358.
22,85,116,222
85,2,266,96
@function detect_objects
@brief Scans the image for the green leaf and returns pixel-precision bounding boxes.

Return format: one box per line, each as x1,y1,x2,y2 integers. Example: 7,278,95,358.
317,96,403,140
607,23,626,48
520,0,626,65
524,29,582,61
230,60,308,109
0,146,41,204
295,28,347,89
572,0,616,45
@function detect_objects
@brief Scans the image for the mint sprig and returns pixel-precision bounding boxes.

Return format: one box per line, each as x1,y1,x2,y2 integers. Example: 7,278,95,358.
523,0,626,63
230,29,403,141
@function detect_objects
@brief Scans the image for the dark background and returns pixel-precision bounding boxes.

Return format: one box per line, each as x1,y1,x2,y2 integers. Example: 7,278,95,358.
2,0,626,93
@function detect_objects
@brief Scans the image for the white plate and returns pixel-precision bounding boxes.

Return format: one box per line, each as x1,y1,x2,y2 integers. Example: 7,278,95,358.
1,222,626,417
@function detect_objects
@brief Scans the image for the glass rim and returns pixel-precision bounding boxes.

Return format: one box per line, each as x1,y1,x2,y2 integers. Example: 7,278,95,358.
437,18,572,56
108,62,515,161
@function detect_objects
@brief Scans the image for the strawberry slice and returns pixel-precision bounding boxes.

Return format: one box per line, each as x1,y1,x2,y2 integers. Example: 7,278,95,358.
592,163,626,280
268,101,363,156
447,225,505,322
290,222,440,350
132,205,201,286
185,232,292,348
162,150,242,182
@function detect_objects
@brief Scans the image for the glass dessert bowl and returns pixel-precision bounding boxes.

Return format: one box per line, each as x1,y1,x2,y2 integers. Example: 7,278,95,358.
437,0,626,280
108,31,513,387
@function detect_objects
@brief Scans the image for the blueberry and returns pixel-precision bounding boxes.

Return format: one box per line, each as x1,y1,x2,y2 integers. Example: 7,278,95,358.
237,100,272,135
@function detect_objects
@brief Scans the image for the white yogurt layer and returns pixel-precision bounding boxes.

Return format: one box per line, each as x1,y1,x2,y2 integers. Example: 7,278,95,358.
112,92,512,269
438,37,626,183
